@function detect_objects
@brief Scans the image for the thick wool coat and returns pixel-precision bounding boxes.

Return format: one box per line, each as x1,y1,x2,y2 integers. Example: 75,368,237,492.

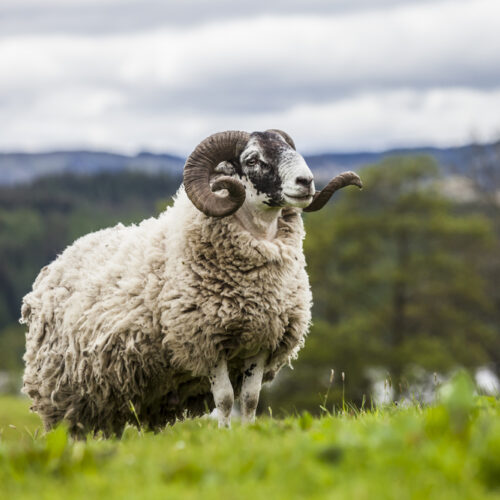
21,189,312,436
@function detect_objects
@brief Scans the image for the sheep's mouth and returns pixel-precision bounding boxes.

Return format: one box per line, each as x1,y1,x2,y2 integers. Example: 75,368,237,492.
284,193,313,201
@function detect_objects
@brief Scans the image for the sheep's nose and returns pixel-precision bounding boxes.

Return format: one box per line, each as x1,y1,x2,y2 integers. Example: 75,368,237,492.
296,176,313,188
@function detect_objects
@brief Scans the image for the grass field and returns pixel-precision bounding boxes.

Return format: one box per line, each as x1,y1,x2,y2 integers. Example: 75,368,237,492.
0,374,499,500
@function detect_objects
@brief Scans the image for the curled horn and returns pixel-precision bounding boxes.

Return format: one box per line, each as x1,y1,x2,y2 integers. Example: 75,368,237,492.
303,171,362,212
183,131,250,217
265,129,296,150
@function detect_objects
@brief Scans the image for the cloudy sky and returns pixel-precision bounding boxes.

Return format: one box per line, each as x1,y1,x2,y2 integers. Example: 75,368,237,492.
1,0,499,155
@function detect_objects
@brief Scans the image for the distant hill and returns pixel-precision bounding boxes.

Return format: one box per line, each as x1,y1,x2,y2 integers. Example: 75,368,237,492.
306,142,499,182
0,151,185,185
0,143,497,185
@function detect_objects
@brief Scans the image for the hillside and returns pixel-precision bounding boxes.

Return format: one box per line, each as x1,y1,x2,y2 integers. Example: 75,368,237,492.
306,142,500,182
1,142,498,185
0,151,184,185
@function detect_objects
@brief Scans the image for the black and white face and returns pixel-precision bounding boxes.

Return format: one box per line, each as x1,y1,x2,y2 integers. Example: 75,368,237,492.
215,131,315,210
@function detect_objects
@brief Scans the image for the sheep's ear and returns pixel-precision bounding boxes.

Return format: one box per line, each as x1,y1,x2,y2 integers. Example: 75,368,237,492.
214,161,236,176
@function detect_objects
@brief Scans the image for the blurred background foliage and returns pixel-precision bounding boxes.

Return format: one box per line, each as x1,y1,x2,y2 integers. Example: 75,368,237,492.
0,155,498,413
264,155,500,413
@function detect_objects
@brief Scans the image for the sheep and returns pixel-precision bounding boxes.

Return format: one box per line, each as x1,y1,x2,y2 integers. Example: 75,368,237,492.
21,129,362,436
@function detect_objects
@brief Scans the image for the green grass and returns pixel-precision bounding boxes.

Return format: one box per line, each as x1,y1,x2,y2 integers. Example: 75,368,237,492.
1,374,499,500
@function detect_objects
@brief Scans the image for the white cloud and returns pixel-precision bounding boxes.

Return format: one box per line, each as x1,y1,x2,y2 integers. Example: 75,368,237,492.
0,0,439,35
0,0,499,153
3,87,499,155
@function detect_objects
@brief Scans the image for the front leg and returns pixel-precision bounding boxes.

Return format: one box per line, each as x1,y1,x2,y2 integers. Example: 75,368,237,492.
209,358,234,428
240,352,266,424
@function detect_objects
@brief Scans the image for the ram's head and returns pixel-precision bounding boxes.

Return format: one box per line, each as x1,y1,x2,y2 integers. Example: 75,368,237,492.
183,130,362,217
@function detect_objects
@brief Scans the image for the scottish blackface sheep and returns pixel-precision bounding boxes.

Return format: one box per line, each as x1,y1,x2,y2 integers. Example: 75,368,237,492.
21,130,361,436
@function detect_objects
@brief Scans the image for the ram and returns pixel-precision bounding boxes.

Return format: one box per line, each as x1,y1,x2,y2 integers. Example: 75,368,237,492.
21,130,361,436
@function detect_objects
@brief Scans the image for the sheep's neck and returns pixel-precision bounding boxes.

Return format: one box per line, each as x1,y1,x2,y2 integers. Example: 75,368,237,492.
233,204,282,241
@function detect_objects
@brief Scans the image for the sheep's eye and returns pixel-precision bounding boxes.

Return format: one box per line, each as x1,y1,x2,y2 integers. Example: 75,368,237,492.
247,158,258,166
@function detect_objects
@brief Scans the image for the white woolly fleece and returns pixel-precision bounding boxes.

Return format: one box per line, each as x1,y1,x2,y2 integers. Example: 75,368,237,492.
21,187,312,436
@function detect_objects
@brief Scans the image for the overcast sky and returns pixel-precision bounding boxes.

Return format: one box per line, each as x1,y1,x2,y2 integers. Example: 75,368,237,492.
1,0,499,155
